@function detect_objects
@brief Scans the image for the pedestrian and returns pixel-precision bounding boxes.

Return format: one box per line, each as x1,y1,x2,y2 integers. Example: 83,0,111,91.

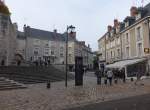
107,69,113,86
122,68,126,83
113,69,118,84
95,68,102,85
135,72,141,85
104,69,108,85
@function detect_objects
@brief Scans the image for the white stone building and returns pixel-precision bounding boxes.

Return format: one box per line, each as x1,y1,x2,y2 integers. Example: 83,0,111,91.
16,25,93,68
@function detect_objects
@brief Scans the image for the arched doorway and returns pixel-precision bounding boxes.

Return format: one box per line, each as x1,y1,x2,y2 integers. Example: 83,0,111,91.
15,54,24,66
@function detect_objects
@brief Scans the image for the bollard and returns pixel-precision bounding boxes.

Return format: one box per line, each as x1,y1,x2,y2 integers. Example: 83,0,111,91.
114,79,117,84
131,78,134,82
47,81,51,89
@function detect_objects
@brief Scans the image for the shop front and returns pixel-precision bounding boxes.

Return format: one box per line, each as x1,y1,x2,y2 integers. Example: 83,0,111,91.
106,58,147,79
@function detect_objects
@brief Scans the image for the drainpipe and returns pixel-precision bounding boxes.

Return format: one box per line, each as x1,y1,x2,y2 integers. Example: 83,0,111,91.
148,18,150,47
120,33,123,60
105,35,107,65
147,18,150,75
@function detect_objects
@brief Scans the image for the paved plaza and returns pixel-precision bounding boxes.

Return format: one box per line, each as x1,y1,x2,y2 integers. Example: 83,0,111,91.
1,73,150,110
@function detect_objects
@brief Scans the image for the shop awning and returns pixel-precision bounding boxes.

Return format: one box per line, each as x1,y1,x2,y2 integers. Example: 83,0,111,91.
106,58,146,69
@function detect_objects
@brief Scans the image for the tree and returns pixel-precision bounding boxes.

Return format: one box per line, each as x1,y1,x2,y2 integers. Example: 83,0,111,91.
93,56,99,70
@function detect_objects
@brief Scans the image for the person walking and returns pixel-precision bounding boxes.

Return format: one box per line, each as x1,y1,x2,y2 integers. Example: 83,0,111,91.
107,69,113,86
95,68,102,85
135,72,142,85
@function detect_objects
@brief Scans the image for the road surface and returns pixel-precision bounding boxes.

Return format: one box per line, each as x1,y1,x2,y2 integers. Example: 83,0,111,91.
65,94,150,110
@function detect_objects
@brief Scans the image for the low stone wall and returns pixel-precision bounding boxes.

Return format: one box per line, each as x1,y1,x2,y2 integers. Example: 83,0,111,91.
52,64,65,72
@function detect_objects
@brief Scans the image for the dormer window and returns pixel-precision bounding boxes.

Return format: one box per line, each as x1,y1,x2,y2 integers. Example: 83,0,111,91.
125,22,129,27
136,13,141,20
106,32,110,40
126,33,129,44
110,31,113,37
116,27,120,33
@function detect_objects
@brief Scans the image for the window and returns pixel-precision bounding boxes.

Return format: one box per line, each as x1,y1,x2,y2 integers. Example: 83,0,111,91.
106,44,109,49
107,52,109,59
51,51,54,55
60,47,64,52
33,47,39,55
111,51,113,58
116,38,120,45
68,54,72,63
45,52,49,55
34,39,40,45
44,48,49,56
2,29,6,36
69,47,71,52
126,47,130,58
60,53,64,57
110,42,113,48
109,41,115,48
98,43,101,50
125,22,129,27
126,33,129,44
137,27,142,41
137,43,142,57
136,13,141,20
112,40,115,47
45,43,49,47
34,51,38,55
117,49,120,57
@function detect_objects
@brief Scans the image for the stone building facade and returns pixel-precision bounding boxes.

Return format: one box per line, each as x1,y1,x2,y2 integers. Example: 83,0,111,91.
0,1,17,66
98,3,150,78
16,25,93,69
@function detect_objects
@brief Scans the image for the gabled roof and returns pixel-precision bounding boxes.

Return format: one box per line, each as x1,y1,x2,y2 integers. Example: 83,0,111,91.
144,2,150,17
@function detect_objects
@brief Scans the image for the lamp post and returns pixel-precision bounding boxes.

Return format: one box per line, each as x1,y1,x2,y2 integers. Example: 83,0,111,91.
65,25,75,87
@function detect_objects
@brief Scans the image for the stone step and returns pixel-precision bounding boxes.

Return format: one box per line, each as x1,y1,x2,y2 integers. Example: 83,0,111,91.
0,77,27,91
0,86,26,91
0,82,18,85
0,84,23,87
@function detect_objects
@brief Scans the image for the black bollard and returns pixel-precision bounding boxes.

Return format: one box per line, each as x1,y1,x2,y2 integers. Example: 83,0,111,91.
47,81,51,89
131,78,134,82
97,77,101,85
114,79,118,84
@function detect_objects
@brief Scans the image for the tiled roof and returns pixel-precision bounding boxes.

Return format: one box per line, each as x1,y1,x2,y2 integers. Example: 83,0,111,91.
144,2,150,16
17,31,26,40
24,27,67,41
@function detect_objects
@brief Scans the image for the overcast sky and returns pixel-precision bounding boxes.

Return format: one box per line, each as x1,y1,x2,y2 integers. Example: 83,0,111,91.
5,0,150,51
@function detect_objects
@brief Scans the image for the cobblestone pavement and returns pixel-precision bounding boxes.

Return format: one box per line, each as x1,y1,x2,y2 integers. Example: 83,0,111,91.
1,76,150,110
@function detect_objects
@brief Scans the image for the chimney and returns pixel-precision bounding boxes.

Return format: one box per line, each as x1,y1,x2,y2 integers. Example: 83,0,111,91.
107,25,112,32
53,29,57,33
114,19,119,28
69,32,76,40
80,41,85,46
13,23,18,31
23,24,26,32
130,6,138,17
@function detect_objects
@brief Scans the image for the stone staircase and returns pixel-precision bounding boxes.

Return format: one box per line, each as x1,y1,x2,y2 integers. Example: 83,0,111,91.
0,77,26,90
0,66,74,84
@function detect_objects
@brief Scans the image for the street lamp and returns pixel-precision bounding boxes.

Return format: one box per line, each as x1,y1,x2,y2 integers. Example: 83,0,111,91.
65,25,75,87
